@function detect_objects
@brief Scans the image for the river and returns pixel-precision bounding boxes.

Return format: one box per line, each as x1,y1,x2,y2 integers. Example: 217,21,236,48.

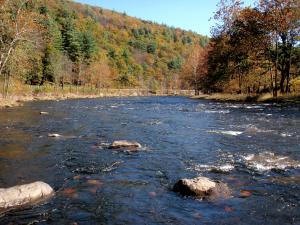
0,97,299,224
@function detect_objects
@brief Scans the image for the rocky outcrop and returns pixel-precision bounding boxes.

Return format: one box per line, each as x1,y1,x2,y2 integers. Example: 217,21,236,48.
0,181,54,212
109,140,142,150
173,177,231,200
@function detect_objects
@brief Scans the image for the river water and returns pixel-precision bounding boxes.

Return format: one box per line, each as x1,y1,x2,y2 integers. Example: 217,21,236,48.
0,97,299,224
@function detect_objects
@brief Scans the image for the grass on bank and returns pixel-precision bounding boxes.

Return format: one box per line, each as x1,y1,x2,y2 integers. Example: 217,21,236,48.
192,93,300,104
1,80,299,109
0,80,194,108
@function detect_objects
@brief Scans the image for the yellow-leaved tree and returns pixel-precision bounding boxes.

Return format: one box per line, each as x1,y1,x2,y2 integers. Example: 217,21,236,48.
0,0,42,97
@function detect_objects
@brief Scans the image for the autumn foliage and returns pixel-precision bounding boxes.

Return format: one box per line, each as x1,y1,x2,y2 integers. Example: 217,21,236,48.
186,0,300,95
1,0,298,96
0,0,209,95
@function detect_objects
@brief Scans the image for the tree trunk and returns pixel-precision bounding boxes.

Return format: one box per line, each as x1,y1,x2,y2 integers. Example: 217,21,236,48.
238,73,242,93
270,66,274,95
286,44,292,94
280,72,285,94
0,46,14,80
3,73,10,98
274,38,278,98
2,75,6,98
61,76,64,90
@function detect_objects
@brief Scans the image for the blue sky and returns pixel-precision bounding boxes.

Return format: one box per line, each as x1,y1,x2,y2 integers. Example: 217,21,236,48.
76,0,255,36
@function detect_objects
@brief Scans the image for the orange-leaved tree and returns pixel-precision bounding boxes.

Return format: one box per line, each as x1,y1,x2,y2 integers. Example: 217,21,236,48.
259,0,300,95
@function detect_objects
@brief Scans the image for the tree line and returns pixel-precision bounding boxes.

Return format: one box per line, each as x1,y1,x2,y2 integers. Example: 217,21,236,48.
0,0,209,97
183,0,299,96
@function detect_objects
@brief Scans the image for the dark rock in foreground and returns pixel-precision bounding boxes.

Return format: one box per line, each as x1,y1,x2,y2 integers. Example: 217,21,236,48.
173,177,231,200
0,182,54,213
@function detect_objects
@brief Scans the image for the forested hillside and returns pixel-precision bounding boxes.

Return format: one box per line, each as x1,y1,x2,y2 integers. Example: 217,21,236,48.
0,0,209,96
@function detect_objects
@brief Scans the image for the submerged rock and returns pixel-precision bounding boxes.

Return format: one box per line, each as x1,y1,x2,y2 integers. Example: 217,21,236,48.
0,182,54,212
208,130,243,136
192,164,235,173
109,140,142,150
240,190,252,198
270,175,300,185
173,177,231,200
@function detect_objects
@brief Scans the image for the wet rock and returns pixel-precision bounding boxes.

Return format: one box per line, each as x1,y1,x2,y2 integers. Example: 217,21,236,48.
0,182,54,212
48,133,62,138
208,130,243,136
173,177,231,200
62,187,78,198
173,177,214,196
87,179,103,187
270,175,300,185
102,161,123,172
242,152,300,172
149,191,157,198
224,206,234,213
73,175,81,180
240,190,252,198
109,140,142,150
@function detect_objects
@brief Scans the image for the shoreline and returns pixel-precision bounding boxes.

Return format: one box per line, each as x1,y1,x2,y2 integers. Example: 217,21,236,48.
0,93,109,109
0,89,194,109
1,91,300,109
0,93,150,109
191,93,300,104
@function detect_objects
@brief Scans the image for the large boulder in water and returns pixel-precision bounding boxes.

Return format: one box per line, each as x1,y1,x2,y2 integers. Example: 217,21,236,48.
0,181,54,212
109,140,142,150
173,177,231,200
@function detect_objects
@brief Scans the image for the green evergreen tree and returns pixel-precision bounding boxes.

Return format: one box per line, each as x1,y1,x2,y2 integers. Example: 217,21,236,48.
80,31,97,64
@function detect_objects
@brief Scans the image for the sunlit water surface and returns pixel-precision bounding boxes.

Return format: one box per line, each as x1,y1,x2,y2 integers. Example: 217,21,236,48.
0,97,299,224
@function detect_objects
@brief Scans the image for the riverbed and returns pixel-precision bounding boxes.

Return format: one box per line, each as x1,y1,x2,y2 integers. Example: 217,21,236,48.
0,97,299,224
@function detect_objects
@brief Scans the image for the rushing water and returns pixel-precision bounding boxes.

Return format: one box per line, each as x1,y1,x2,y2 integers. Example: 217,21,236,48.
0,97,299,225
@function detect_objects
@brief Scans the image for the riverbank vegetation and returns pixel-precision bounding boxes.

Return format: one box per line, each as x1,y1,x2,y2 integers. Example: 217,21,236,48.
185,0,299,98
0,0,208,100
0,0,299,104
